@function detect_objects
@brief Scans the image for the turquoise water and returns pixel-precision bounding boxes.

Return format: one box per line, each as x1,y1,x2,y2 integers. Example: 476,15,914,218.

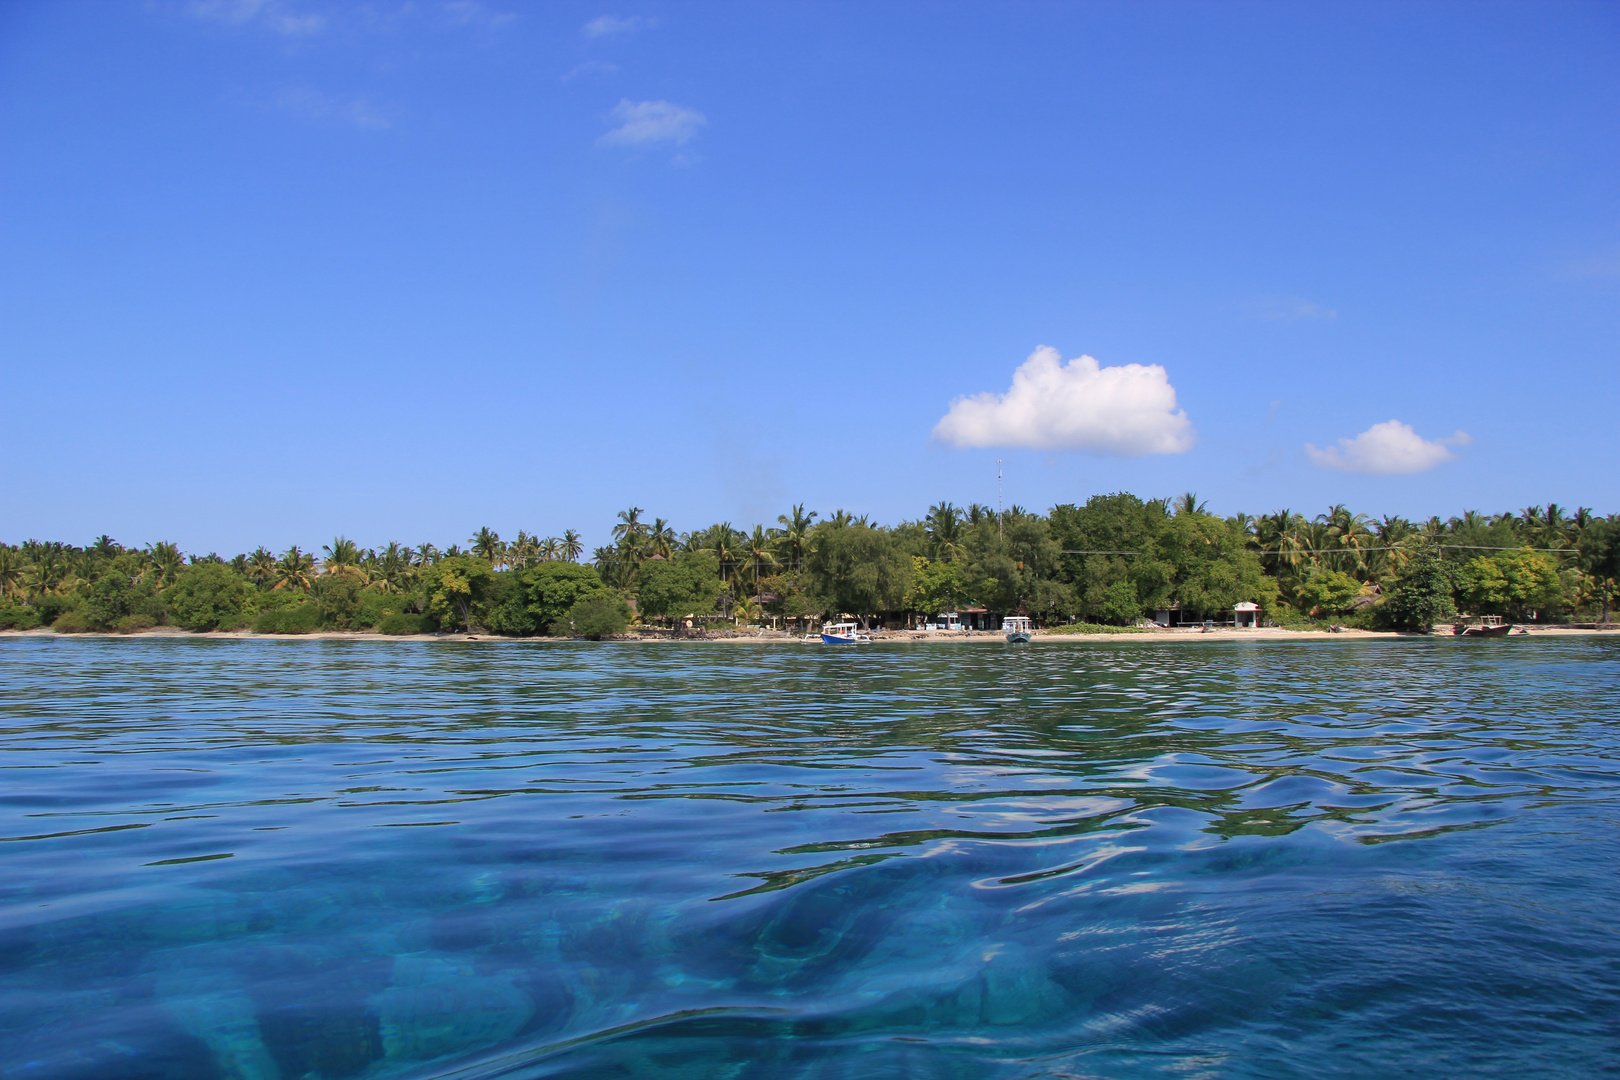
1,637,1617,1079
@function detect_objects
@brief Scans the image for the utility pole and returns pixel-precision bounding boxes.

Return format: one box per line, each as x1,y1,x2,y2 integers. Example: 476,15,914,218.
997,459,1004,542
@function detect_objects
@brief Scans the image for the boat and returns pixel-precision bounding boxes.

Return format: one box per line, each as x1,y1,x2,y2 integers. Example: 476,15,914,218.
1452,615,1512,638
819,621,871,644
1003,615,1032,643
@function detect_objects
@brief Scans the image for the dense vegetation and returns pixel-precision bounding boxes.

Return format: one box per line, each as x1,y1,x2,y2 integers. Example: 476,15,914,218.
2,498,1616,636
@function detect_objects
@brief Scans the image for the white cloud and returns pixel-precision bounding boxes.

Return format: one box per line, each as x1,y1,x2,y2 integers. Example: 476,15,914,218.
582,14,653,37
598,99,706,146
1305,420,1470,475
932,346,1195,455
274,87,390,129
187,0,325,35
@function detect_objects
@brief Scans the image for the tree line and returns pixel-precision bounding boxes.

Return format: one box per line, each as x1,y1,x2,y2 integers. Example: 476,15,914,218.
2,496,1617,636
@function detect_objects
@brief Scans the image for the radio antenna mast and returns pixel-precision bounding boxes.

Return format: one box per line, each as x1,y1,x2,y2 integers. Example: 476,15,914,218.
997,459,1004,542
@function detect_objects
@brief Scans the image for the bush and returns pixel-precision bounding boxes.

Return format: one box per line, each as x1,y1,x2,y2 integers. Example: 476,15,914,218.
313,573,364,630
378,612,435,636
79,573,162,631
0,603,43,630
252,603,323,634
52,609,94,633
115,615,156,634
356,591,410,631
32,594,80,627
164,563,254,632
551,594,631,639
517,563,611,635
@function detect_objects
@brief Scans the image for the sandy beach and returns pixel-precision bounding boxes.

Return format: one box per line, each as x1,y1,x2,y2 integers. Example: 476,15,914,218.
3,625,1613,644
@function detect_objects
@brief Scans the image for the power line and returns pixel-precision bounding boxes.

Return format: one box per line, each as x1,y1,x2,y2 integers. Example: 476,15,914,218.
1061,544,1580,556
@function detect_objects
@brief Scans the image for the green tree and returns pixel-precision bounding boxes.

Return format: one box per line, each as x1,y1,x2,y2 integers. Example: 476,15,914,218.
1295,568,1361,617
1576,517,1620,623
555,594,630,638
164,563,254,632
904,556,966,616
313,572,366,629
78,572,161,631
1453,550,1568,620
420,554,497,632
806,523,911,621
1379,543,1456,631
513,561,612,634
635,552,723,624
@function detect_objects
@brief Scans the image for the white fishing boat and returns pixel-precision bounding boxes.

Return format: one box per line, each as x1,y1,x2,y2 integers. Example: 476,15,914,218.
1002,616,1032,643
820,621,871,644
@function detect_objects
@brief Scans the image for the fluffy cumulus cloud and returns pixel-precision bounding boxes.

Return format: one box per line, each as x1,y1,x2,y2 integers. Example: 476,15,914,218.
932,346,1195,455
1305,420,1470,475
598,99,706,146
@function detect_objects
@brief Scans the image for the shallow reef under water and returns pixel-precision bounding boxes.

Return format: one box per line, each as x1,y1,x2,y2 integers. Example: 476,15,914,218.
0,636,1617,1078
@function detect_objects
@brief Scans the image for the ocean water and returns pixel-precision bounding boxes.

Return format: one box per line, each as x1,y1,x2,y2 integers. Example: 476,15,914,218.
1,636,1617,1080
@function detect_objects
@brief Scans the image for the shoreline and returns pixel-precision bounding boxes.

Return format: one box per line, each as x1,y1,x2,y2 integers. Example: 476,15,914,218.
2,626,1614,644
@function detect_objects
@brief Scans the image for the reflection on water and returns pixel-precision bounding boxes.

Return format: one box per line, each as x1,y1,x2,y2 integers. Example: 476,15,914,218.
1,637,1617,1078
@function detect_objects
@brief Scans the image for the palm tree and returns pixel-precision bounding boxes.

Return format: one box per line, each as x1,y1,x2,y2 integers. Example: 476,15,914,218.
273,546,316,592
246,547,278,588
539,537,562,562
147,542,185,589
470,527,504,566
415,542,441,566
1174,493,1208,516
560,530,583,562
369,542,414,593
21,552,67,598
745,525,777,591
647,519,676,560
924,502,963,561
90,535,121,560
613,508,646,546
1230,512,1256,546
1256,511,1305,576
506,531,536,570
775,504,818,569
0,546,21,599
703,523,742,582
732,595,761,628
322,537,365,579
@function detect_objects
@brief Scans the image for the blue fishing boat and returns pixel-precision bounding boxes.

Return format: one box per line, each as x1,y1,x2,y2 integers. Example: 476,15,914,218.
820,621,871,644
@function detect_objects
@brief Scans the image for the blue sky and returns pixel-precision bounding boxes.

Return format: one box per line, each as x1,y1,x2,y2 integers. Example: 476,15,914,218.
2,1,1616,554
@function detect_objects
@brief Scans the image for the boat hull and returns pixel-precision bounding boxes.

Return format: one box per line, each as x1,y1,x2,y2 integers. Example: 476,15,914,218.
1461,624,1513,638
820,633,860,644
1005,632,1031,643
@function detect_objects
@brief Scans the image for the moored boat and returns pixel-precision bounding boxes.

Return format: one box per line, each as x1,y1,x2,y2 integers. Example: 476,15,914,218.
1003,616,1032,643
820,621,872,644
1452,615,1512,638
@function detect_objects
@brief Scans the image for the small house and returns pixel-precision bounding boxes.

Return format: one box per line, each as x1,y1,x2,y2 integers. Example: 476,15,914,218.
1233,601,1260,629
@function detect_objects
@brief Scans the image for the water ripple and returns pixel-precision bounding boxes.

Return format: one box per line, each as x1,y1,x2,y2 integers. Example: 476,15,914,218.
0,636,1617,1078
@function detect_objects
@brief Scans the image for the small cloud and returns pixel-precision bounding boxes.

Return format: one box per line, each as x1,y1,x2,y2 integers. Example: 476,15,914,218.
582,14,653,38
563,60,620,80
440,1,516,31
1249,296,1337,321
932,346,1195,455
598,99,706,146
274,86,390,129
1305,420,1469,475
187,0,325,35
